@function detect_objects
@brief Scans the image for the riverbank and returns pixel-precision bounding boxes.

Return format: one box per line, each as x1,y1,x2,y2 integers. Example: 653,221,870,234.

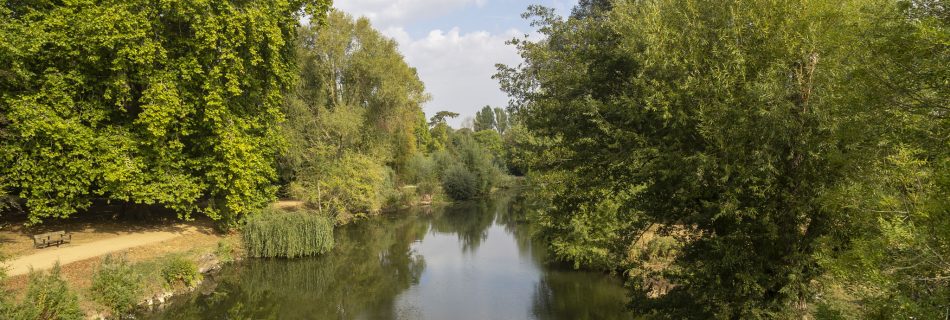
0,196,451,318
1,218,240,318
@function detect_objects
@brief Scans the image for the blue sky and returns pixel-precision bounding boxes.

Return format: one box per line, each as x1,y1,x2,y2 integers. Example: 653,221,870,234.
335,0,578,127
394,0,576,38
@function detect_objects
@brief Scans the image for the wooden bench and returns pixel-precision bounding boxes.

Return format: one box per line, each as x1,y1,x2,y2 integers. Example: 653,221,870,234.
32,230,72,249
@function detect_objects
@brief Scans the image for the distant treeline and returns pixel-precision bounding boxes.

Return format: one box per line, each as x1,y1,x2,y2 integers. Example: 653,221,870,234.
497,0,948,318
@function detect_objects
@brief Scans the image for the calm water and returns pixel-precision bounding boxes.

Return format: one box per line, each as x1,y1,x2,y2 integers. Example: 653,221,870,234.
145,191,633,320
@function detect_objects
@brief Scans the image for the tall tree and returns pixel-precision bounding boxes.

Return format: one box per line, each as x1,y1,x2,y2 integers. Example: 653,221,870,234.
280,11,431,215
474,105,496,132
496,0,931,317
493,107,509,134
0,0,331,224
428,111,459,152
818,1,950,317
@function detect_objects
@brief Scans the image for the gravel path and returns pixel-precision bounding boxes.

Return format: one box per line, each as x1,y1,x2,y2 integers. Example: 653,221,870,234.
3,230,186,276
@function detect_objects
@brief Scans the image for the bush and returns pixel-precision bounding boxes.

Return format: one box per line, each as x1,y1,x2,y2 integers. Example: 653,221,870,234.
12,264,84,320
90,255,143,317
215,240,235,263
442,164,479,201
161,256,201,289
292,153,387,218
418,180,439,196
384,186,420,210
404,153,437,185
242,210,335,258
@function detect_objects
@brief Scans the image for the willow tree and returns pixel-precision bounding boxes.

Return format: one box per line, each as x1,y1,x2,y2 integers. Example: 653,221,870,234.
0,0,331,224
497,0,922,317
818,1,950,317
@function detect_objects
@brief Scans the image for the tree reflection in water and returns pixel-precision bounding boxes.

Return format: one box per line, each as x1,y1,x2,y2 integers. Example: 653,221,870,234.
144,191,632,319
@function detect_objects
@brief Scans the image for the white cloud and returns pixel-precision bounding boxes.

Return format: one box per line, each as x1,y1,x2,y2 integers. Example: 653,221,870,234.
336,0,487,29
383,27,525,127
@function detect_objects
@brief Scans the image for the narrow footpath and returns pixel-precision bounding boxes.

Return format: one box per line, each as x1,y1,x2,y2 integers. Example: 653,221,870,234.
4,230,187,276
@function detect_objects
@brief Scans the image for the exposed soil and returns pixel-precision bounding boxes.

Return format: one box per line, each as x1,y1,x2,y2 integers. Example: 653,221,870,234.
5,226,198,276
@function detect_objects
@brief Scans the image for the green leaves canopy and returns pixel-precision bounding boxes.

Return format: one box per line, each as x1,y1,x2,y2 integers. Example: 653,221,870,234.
0,0,331,223
499,0,948,318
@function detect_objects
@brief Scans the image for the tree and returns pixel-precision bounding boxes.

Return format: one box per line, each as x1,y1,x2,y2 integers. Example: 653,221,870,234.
474,106,496,132
429,111,459,152
429,111,461,126
494,107,509,134
497,0,919,317
817,1,950,317
0,0,332,224
279,11,431,215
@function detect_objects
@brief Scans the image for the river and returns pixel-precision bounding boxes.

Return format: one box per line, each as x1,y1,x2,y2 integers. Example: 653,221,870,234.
144,191,633,319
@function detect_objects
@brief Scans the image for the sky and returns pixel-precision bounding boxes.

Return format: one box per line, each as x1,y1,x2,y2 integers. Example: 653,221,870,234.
334,0,579,128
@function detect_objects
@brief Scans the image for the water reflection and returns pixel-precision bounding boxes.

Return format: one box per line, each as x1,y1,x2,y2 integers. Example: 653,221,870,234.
146,191,632,319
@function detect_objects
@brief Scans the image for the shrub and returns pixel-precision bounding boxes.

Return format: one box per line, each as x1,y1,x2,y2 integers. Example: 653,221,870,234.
384,186,419,209
442,164,479,201
161,256,201,289
90,255,143,317
13,264,84,320
293,153,387,217
418,180,439,196
404,153,437,185
215,240,235,263
242,210,335,258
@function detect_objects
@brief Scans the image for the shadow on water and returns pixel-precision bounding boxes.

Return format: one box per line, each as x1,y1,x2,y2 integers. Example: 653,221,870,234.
145,190,632,319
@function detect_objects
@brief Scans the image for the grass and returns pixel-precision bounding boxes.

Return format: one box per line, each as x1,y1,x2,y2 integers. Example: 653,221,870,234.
242,209,335,259
90,255,143,317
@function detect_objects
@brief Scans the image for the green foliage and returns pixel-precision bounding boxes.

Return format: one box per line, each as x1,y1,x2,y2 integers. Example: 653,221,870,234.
279,11,431,214
216,240,235,264
497,0,950,318
90,255,143,317
154,207,431,319
824,148,950,319
442,164,479,201
474,106,511,134
474,106,496,132
161,256,201,289
429,111,461,126
501,123,542,176
383,186,420,209
404,153,438,186
0,0,332,224
242,210,335,258
415,111,436,153
428,111,460,152
473,130,506,168
528,171,643,271
451,132,503,195
291,153,388,219
494,108,510,134
12,264,84,320
814,2,949,317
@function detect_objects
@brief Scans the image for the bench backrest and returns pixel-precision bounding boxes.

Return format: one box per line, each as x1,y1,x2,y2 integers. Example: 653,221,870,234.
33,230,67,239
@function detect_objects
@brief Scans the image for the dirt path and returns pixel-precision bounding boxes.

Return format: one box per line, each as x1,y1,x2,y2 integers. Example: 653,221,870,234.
4,229,191,276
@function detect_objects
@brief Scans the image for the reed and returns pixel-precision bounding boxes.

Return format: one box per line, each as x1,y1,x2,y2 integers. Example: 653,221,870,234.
242,210,335,258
